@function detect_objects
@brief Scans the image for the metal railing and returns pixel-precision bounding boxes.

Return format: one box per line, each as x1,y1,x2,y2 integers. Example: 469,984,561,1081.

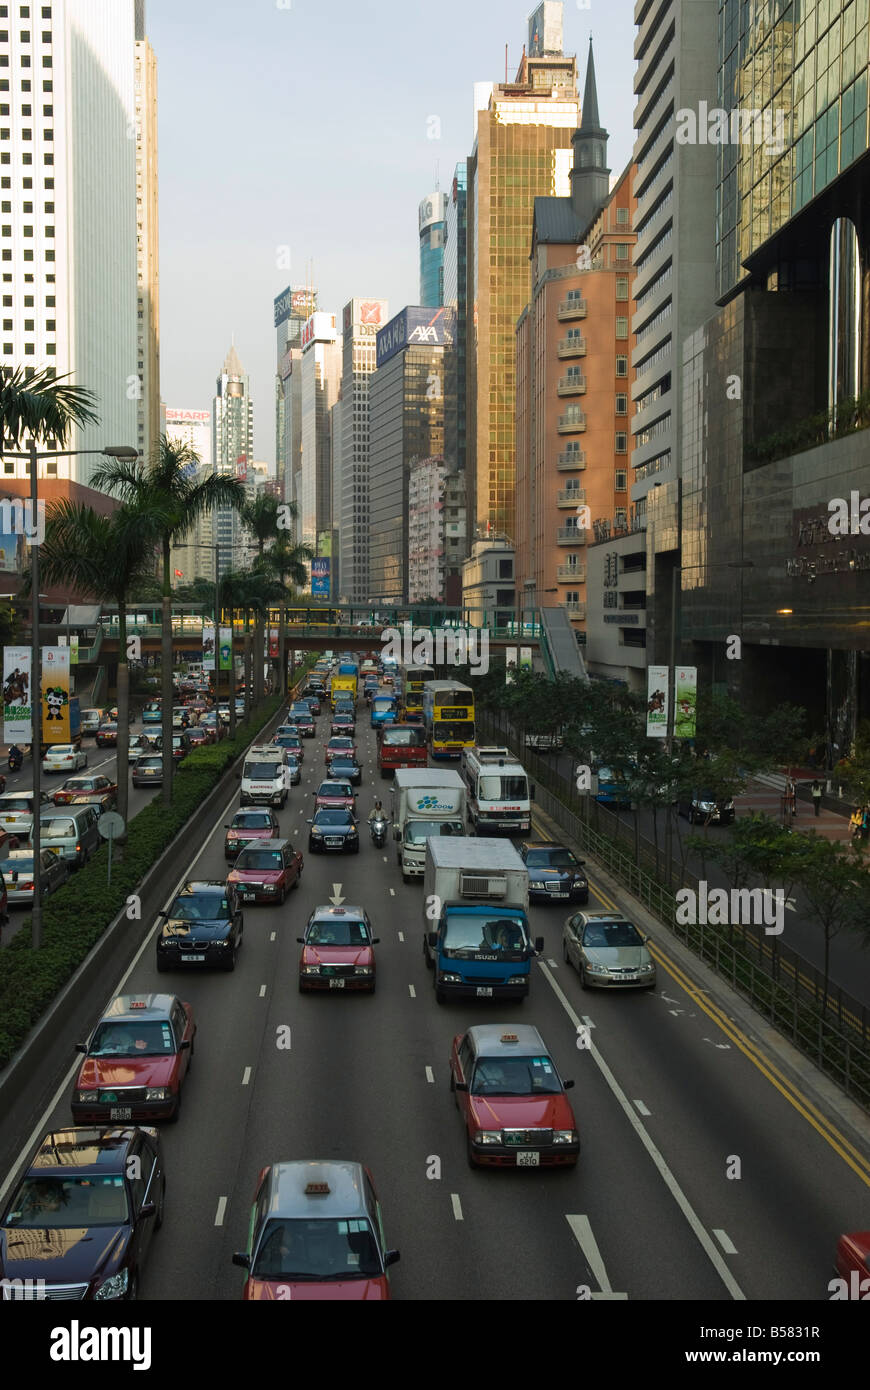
557,451,586,469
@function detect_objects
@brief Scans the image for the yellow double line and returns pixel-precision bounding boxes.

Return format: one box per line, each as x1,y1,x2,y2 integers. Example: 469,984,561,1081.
585,870,870,1187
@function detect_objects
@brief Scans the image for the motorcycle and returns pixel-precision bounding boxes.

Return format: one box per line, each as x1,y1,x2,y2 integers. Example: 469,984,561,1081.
7,745,22,772
369,815,388,849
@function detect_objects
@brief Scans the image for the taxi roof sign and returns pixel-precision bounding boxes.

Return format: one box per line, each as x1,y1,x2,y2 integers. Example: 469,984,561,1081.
130,1001,148,1010
305,1182,331,1195
501,1033,519,1043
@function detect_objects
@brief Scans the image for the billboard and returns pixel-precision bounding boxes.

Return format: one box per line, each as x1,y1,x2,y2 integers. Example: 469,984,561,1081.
646,665,669,738
274,286,318,328
674,667,698,740
41,646,71,743
311,557,330,598
376,307,455,369
343,299,388,336
419,192,447,233
3,646,31,742
300,312,337,351
528,1,563,57
203,621,216,671
219,628,233,672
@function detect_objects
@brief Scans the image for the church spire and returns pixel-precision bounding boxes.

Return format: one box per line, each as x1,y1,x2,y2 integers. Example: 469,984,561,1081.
570,37,610,235
580,35,601,133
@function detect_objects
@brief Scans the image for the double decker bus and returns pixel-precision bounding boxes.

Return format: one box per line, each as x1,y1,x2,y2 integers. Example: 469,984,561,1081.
398,663,435,724
422,681,475,760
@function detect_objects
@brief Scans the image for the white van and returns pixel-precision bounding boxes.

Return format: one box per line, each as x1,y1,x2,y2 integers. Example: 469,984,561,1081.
239,749,288,808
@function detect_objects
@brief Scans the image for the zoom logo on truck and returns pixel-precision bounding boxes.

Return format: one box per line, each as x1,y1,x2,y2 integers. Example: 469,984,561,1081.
416,796,455,811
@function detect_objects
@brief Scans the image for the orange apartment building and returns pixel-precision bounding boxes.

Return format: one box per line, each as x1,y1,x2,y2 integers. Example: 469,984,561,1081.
516,43,637,641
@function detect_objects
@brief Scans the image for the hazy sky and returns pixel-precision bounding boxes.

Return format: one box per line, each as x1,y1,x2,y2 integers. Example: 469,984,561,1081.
148,0,637,464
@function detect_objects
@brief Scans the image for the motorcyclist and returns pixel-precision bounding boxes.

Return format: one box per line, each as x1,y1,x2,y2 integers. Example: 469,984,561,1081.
367,799,387,825
7,743,22,770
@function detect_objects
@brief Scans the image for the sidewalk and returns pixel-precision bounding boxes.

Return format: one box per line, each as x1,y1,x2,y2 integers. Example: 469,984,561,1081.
736,779,855,845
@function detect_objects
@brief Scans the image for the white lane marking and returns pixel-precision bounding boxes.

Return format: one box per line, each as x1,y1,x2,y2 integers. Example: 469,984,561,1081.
408,984,416,998
259,985,267,998
714,1229,738,1255
633,1100,651,1116
451,1193,463,1221
539,963,746,1301
547,958,559,968
703,1038,732,1050
581,1015,595,1028
425,1066,434,1083
242,1067,252,1086
383,856,388,863
397,931,404,942
270,932,276,942
215,1196,228,1227
566,1215,628,1300
389,888,395,896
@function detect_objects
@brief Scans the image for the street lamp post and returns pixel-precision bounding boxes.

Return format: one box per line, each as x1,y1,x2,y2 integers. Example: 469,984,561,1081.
8,442,138,948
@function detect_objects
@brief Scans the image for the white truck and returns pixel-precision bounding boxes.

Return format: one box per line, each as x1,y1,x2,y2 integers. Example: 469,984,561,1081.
391,768,466,881
459,746,534,835
422,837,542,1002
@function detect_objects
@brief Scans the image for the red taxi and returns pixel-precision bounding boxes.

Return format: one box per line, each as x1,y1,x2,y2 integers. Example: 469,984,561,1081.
834,1231,870,1297
297,905,378,993
227,838,303,905
224,809,280,859
331,712,356,737
325,736,356,766
71,993,195,1124
314,780,356,813
52,774,118,813
450,1024,579,1168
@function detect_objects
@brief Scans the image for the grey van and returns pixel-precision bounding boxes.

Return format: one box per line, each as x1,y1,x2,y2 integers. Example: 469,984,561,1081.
37,804,101,869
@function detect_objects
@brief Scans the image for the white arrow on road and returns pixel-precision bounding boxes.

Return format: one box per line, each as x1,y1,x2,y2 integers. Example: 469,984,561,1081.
329,884,345,906
702,1038,731,1050
566,1215,628,1300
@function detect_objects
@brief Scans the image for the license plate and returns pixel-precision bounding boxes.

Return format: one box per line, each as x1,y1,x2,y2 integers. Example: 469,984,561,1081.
243,892,256,901
47,847,61,856
109,1107,132,1120
326,838,341,846
183,954,206,962
548,891,568,898
517,1151,540,1167
476,986,493,997
329,978,346,989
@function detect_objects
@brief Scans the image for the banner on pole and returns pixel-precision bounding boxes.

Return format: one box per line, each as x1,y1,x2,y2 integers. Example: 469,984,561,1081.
519,646,532,672
269,628,279,659
219,628,232,672
3,646,32,742
202,621,216,672
673,666,698,740
505,647,518,684
41,646,71,743
69,634,79,666
646,665,669,738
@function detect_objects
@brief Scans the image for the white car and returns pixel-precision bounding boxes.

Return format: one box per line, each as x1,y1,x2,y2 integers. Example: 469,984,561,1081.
41,744,88,774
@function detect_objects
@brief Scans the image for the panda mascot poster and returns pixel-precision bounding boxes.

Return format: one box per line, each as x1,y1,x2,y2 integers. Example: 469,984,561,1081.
41,645,71,742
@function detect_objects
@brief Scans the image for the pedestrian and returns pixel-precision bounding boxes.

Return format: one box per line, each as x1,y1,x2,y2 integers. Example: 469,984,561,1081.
786,777,797,817
851,805,864,842
811,778,822,817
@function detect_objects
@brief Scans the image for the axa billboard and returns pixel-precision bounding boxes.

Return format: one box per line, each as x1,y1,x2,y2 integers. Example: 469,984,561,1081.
376,307,455,369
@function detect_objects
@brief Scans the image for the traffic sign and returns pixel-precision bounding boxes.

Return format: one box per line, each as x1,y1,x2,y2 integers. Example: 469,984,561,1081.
98,811,126,840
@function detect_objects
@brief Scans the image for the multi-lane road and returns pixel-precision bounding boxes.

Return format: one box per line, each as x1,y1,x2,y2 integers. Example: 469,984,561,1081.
2,696,869,1303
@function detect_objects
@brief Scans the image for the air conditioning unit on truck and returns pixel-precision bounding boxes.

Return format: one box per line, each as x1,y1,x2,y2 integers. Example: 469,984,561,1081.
391,768,466,880
459,746,534,835
423,837,543,1004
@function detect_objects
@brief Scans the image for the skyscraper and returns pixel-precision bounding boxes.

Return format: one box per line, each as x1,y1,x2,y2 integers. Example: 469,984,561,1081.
466,2,579,543
134,4,160,467
419,192,447,307
165,408,213,583
274,285,317,510
298,311,341,551
339,298,388,603
0,0,139,483
443,162,468,480
213,344,254,577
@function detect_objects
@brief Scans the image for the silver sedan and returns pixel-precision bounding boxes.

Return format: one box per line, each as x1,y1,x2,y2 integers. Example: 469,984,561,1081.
4,848,70,905
562,912,656,990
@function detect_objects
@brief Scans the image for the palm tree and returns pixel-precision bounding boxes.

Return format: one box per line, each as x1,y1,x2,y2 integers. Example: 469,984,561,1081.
0,364,99,451
262,530,315,697
241,494,280,706
90,437,245,806
35,500,162,824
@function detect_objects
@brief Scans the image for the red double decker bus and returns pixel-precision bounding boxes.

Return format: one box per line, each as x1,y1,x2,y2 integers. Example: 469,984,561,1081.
377,724,428,778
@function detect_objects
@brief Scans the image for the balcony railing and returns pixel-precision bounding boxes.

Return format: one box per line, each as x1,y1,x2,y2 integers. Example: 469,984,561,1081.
558,375,587,395
565,602,587,618
558,336,587,357
557,412,586,434
557,528,586,545
557,488,586,507
557,299,587,320
556,564,586,581
557,450,586,470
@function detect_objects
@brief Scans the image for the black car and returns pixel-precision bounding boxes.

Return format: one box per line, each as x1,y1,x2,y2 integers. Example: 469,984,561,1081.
0,1126,164,1301
520,841,589,904
676,791,735,826
307,808,360,854
328,755,362,786
155,880,244,972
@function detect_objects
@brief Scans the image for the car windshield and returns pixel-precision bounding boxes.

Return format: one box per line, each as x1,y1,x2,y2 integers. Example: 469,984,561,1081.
583,921,644,949
330,761,356,775
328,740,353,750
169,893,229,921
137,758,162,769
314,811,352,826
470,1055,563,1096
63,779,95,791
252,1217,381,1281
319,784,352,797
235,850,284,871
233,813,273,829
40,818,74,838
479,775,528,801
406,820,464,843
441,913,528,956
525,849,577,869
90,1020,175,1056
48,746,76,756
1,799,32,813
5,1176,130,1229
433,721,474,742
382,729,424,747
373,698,394,711
244,763,280,779
307,919,369,946
8,857,35,874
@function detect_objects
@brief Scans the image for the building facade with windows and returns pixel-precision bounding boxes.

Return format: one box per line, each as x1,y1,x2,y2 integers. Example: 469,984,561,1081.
299,311,341,551
419,192,446,307
443,161,468,485
0,0,138,484
134,6,159,468
338,297,387,602
213,343,254,577
274,285,317,510
461,537,517,629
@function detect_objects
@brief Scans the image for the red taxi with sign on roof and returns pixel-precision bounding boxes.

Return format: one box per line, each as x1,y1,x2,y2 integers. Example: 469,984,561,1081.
450,1024,579,1168
297,905,378,993
71,994,195,1125
227,838,303,905
232,1160,399,1300
314,780,356,813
